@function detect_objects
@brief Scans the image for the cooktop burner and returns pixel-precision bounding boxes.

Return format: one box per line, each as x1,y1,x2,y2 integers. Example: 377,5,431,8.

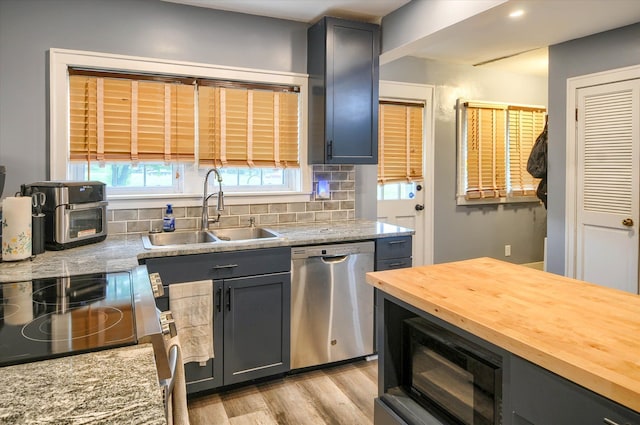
0,271,137,367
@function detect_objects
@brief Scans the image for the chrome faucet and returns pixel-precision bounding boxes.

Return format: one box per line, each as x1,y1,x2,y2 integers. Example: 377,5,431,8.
201,168,224,230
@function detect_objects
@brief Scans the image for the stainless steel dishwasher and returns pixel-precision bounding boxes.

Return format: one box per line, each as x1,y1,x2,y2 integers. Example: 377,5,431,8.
290,241,375,369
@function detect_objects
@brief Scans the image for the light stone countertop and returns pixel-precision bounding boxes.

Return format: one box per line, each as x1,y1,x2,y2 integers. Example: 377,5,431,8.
0,344,165,425
0,219,412,424
0,219,413,282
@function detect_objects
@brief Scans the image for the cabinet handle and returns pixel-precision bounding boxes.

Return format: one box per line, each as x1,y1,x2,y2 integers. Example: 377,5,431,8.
216,288,222,313
387,240,406,245
388,262,407,268
327,140,333,159
603,419,622,425
226,288,232,311
213,263,238,270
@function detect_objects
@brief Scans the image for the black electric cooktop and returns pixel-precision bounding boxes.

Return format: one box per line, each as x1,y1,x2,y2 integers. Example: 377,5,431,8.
0,272,137,367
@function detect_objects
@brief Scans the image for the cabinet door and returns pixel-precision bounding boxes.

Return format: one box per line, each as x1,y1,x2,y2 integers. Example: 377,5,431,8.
326,18,379,164
180,280,224,393
223,272,291,385
308,17,380,164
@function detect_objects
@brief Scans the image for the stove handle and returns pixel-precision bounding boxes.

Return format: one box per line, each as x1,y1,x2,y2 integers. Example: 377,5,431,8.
161,344,179,420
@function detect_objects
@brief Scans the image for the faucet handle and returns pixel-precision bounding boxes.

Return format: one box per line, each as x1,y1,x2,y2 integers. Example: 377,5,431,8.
249,217,256,227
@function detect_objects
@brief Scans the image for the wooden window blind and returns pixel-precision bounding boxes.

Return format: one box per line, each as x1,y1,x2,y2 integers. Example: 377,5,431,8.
198,86,299,168
465,103,507,199
69,74,195,162
69,69,299,168
378,101,424,183
462,101,546,201
508,106,546,196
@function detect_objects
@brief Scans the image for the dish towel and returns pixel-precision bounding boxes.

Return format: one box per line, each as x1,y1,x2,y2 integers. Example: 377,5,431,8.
169,280,214,364
165,335,190,425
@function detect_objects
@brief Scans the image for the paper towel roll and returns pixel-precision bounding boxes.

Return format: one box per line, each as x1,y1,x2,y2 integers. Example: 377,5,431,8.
2,196,32,261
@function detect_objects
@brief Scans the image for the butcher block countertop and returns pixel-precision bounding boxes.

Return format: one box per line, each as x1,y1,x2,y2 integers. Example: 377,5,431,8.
366,257,640,413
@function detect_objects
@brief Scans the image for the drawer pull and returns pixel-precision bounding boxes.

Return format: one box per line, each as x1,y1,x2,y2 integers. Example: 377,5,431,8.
213,263,239,270
387,240,406,245
388,262,407,268
603,418,624,425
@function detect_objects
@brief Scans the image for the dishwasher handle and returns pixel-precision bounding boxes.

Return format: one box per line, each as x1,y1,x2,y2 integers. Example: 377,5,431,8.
320,255,348,264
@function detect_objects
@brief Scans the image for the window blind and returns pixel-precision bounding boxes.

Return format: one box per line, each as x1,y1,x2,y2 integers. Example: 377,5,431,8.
69,70,299,168
508,106,546,196
462,101,546,201
465,103,507,199
69,75,195,162
198,86,299,168
378,101,424,183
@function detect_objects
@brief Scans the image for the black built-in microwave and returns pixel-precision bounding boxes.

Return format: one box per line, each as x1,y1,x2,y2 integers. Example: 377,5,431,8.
402,317,503,425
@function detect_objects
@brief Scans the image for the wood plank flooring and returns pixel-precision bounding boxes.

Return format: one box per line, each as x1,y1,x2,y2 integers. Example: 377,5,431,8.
188,359,378,425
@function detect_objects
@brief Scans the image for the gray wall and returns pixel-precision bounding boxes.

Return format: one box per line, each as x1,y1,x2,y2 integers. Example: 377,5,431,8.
380,57,548,264
0,0,307,197
546,23,640,275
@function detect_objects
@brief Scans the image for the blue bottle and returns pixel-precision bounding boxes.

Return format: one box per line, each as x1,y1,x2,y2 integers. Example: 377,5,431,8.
163,204,175,232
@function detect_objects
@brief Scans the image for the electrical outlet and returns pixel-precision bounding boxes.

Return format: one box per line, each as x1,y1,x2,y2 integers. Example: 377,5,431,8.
505,245,511,257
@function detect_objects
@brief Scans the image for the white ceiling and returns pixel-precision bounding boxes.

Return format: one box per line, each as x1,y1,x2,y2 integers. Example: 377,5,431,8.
161,0,411,23
162,0,640,76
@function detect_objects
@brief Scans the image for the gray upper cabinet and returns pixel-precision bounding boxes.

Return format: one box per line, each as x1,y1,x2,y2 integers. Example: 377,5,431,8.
308,17,380,164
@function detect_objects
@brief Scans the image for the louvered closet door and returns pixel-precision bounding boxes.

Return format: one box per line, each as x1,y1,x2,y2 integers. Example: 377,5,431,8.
576,79,640,294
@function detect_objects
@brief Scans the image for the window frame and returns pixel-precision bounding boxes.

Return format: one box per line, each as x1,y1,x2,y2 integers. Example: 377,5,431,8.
456,98,546,206
50,48,311,209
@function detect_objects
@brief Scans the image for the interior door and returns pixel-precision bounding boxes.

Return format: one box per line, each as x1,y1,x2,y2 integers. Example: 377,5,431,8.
576,79,640,294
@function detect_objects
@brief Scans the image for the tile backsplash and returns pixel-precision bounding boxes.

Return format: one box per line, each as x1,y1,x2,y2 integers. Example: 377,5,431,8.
107,165,356,235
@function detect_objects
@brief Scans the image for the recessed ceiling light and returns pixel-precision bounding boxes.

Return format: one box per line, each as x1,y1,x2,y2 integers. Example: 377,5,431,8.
509,9,524,18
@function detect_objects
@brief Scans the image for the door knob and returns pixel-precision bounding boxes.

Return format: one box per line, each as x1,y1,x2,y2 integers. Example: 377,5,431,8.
415,204,424,211
622,218,634,227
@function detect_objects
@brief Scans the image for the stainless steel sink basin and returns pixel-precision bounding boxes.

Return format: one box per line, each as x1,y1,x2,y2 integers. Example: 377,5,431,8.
211,227,280,242
142,230,218,249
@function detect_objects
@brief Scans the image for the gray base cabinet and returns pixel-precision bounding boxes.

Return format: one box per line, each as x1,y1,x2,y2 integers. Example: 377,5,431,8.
511,355,640,425
375,236,412,271
375,292,640,425
142,247,291,393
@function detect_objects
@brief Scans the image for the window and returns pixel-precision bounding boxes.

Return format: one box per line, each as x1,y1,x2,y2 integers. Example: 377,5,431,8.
377,100,424,200
50,49,309,206
456,99,546,205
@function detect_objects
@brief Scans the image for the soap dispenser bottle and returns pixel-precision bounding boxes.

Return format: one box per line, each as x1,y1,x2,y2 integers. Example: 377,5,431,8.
163,204,175,232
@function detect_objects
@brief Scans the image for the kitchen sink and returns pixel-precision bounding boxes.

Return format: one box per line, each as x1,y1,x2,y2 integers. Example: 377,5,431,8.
211,227,280,242
142,230,218,249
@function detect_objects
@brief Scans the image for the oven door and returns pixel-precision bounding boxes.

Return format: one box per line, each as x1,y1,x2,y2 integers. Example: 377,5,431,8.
403,318,502,425
57,202,108,243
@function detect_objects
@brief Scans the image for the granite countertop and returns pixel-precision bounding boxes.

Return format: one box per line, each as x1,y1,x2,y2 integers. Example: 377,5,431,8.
0,344,165,424
0,219,413,282
0,219,411,424
366,257,640,413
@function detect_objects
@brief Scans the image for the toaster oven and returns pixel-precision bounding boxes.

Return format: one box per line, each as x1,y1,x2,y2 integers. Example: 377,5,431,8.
21,181,108,250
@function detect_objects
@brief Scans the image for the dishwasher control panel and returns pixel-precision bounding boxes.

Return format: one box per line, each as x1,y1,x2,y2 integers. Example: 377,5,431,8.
291,241,375,259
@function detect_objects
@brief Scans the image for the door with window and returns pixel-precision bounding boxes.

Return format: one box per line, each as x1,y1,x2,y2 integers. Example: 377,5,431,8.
376,82,433,267
576,79,640,294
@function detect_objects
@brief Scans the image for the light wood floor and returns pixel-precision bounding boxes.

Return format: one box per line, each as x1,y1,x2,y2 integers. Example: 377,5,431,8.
188,359,378,425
